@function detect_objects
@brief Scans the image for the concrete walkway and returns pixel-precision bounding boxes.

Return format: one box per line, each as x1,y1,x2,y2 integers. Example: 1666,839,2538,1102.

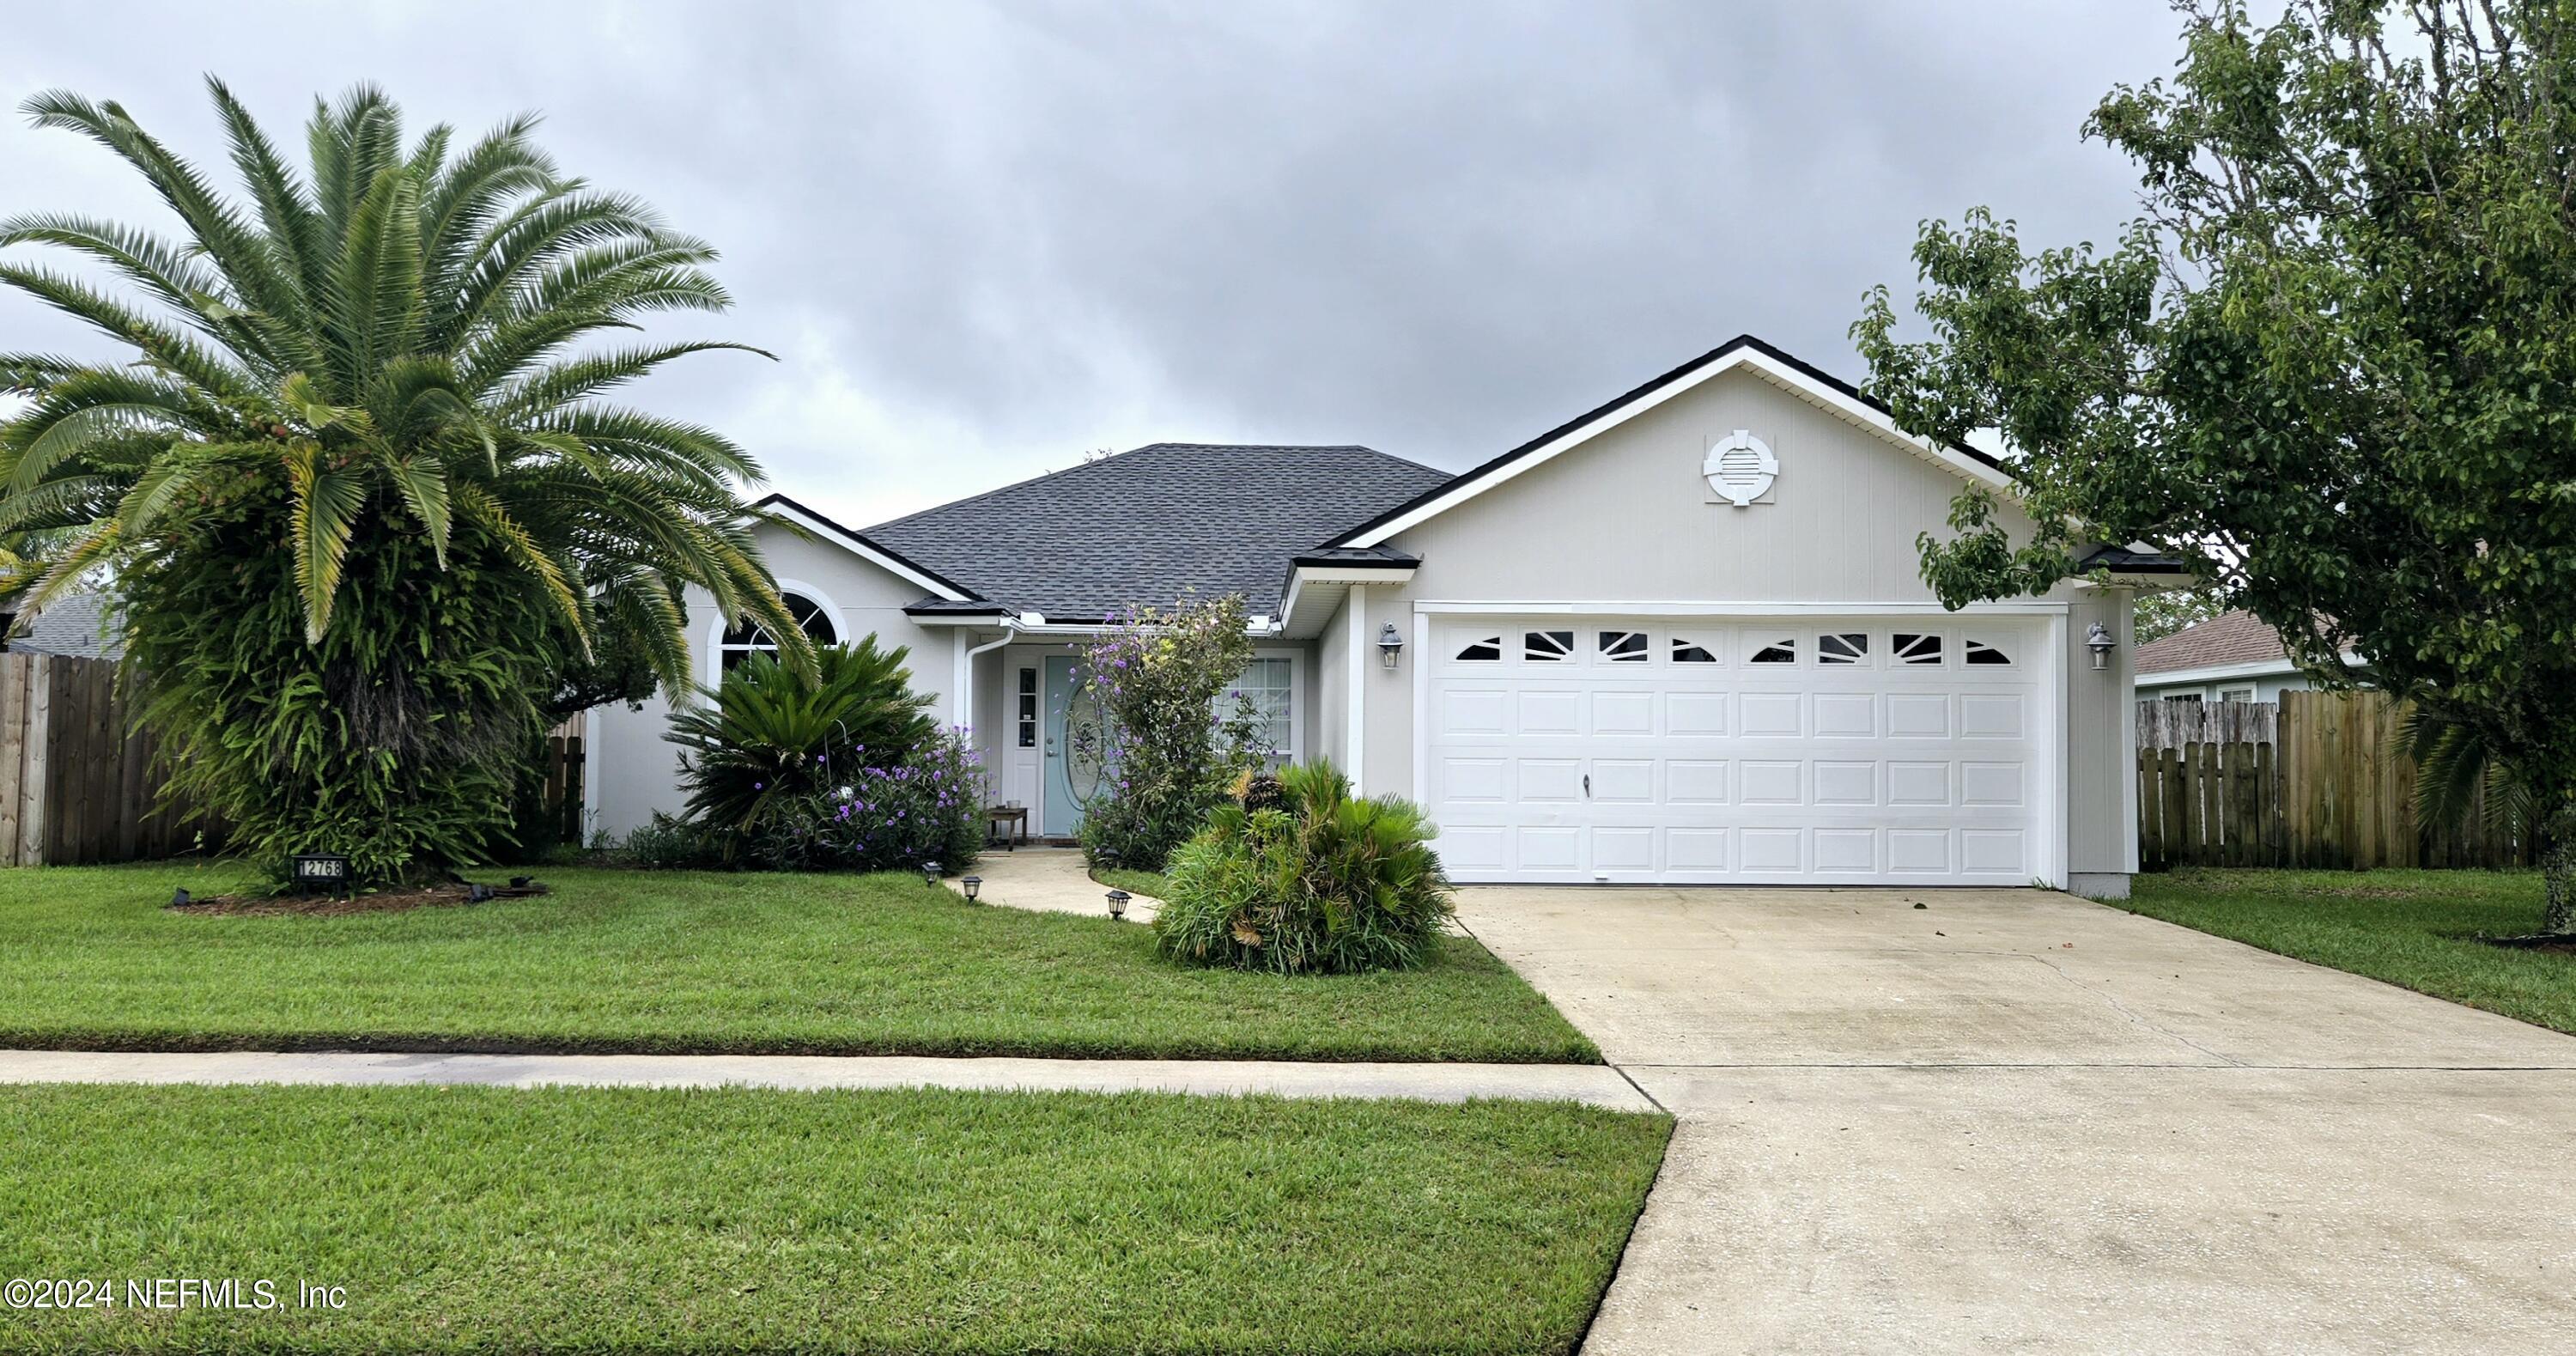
1454,885,2576,1356
0,1048,1648,1109
945,847,1158,922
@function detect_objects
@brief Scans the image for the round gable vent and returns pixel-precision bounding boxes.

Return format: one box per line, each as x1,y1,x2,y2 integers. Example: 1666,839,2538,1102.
1701,429,1777,507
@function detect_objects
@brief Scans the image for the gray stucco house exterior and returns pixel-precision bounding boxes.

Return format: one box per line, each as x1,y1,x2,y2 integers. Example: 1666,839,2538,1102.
589,336,2154,897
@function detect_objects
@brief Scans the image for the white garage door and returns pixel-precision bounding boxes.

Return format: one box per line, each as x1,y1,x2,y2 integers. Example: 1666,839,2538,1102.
1424,617,2053,885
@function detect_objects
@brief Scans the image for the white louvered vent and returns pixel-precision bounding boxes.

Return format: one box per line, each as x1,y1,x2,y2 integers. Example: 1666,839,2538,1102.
1700,429,1778,508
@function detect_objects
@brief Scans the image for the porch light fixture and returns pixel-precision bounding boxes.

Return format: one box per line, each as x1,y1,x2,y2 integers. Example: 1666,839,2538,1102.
1377,623,1404,670
921,860,943,887
2085,622,2117,672
1104,888,1131,921
962,875,982,902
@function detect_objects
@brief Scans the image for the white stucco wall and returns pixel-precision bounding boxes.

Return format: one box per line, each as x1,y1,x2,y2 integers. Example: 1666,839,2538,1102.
586,520,974,841
1321,366,2136,883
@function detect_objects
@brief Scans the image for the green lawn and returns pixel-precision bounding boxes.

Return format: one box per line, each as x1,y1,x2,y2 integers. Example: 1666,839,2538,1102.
0,864,1595,1062
2124,867,2576,1035
0,1083,1670,1354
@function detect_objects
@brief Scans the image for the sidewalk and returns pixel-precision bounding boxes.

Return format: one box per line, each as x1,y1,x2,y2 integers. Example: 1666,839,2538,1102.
0,1048,1650,1109
945,847,1158,923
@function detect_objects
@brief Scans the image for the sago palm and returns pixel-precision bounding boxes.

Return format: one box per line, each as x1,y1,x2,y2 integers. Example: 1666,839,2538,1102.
0,80,810,879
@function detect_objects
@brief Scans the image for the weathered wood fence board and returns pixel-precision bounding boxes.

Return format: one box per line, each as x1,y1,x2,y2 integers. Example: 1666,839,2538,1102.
0,653,221,866
0,652,586,867
2136,690,2537,871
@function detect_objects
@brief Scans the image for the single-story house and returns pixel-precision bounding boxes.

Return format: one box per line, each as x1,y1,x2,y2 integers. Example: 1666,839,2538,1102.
2134,610,2350,702
588,335,2160,896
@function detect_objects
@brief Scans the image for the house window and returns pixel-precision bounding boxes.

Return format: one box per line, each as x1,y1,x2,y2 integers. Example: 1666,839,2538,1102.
1818,632,1868,665
1226,657,1295,762
1455,635,1503,662
1672,637,1718,663
717,592,836,670
1016,668,1038,748
1524,630,1576,662
1598,630,1648,663
1749,637,1796,664
1893,633,1942,665
2218,685,2256,703
1964,638,2013,666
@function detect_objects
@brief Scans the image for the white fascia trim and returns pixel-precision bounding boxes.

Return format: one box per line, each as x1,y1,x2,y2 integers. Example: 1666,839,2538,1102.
1279,566,1417,635
762,501,975,601
2134,656,2349,686
1406,599,2069,616
1341,347,2014,547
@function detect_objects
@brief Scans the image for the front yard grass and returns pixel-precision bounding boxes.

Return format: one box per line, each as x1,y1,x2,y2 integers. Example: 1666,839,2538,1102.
0,865,1596,1062
2123,867,2576,1035
0,1082,1670,1354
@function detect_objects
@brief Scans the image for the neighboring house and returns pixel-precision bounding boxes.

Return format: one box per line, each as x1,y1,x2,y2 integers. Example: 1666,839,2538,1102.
2134,610,2347,702
3,592,119,659
588,335,2164,896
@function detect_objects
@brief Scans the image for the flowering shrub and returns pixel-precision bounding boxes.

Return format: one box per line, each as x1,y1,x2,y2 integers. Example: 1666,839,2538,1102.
1156,761,1455,975
1068,595,1266,870
745,727,985,873
661,635,982,873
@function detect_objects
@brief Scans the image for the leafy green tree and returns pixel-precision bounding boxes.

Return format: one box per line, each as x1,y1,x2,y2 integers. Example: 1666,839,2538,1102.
1852,2,2576,933
2134,588,2227,646
0,81,806,884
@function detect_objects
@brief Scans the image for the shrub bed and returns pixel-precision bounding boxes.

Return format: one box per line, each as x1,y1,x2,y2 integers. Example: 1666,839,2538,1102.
1157,763,1455,974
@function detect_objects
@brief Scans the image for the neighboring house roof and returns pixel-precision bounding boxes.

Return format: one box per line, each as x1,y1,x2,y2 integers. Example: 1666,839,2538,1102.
1328,333,2016,549
2135,610,2294,677
861,443,1452,618
9,592,118,659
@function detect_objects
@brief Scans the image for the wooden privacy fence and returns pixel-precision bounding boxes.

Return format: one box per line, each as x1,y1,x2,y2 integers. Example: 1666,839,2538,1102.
0,651,218,866
2137,690,2537,870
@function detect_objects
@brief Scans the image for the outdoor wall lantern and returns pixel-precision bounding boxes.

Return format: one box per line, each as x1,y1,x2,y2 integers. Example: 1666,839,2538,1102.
2086,622,2117,672
1377,623,1404,670
962,875,982,903
291,853,351,900
1104,888,1131,921
921,860,943,887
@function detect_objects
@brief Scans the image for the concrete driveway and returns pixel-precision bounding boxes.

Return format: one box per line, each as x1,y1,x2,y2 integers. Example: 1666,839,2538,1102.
1455,885,2576,1355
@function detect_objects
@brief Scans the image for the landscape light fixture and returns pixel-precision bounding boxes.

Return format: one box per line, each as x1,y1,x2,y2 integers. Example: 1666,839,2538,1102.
962,875,982,902
1104,888,1130,921
921,860,943,887
2086,622,2117,672
1377,623,1405,670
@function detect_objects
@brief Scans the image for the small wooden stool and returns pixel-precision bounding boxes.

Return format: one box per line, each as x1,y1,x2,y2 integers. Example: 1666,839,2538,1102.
983,805,1029,850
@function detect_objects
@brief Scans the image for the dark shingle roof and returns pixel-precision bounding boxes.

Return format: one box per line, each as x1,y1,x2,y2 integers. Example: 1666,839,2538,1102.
9,592,118,659
864,443,1453,617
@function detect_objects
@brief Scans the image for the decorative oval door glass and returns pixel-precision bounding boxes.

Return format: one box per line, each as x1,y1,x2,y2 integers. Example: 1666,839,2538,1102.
1065,680,1110,803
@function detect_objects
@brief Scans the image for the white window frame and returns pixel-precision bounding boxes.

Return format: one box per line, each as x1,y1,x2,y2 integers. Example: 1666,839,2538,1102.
702,577,845,689
1221,647,1304,763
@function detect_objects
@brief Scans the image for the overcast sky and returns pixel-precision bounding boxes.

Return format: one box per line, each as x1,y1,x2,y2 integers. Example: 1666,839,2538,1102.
1,1,2175,526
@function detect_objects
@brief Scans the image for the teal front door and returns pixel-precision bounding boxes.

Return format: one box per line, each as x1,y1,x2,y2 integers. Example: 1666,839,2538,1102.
1042,655,1101,836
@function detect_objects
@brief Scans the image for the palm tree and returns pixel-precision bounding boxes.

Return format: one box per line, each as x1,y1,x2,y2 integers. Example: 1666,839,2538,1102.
0,81,810,879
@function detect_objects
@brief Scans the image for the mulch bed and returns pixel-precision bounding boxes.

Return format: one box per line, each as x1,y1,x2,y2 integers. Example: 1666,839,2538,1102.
167,881,550,917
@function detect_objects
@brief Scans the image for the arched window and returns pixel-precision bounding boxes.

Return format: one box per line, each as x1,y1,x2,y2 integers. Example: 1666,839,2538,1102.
717,592,838,670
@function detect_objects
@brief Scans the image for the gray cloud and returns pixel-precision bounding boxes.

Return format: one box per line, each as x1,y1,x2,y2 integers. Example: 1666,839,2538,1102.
0,0,2174,524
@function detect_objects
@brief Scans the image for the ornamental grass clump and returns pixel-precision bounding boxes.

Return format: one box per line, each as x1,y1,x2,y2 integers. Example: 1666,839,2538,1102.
1156,761,1455,975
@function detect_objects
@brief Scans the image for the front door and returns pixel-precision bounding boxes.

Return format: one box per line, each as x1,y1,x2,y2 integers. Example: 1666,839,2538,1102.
1042,655,1101,836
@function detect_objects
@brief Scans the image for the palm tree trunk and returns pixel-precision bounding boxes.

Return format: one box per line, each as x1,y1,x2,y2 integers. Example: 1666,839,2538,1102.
2545,801,2576,937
